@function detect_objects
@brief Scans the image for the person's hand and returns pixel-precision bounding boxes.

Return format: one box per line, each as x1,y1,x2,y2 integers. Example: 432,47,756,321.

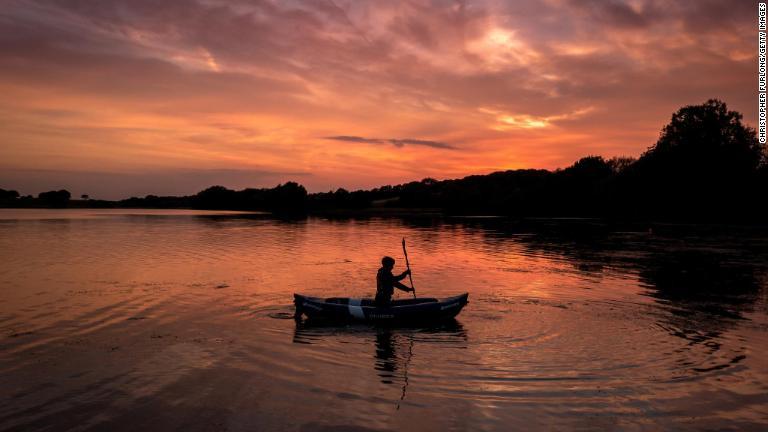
403,269,411,276
409,287,415,292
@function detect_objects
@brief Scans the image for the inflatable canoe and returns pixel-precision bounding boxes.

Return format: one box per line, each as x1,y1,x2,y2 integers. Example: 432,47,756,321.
293,293,469,323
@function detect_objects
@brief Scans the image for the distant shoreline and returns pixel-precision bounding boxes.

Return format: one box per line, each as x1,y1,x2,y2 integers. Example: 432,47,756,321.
3,100,766,223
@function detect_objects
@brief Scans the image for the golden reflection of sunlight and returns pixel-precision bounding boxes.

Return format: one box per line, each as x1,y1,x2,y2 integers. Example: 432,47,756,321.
498,115,549,129
170,48,222,72
481,107,594,131
552,43,602,57
467,27,540,71
203,49,221,72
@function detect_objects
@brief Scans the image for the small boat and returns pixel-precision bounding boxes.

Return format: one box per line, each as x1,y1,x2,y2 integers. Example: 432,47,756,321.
293,293,469,323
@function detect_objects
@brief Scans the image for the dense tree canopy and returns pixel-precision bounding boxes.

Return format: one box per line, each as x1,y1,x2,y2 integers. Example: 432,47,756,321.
0,189,20,201
37,190,71,207
642,99,762,174
619,99,764,217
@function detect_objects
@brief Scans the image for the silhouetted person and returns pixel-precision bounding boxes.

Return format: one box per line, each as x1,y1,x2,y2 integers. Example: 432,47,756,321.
376,256,413,307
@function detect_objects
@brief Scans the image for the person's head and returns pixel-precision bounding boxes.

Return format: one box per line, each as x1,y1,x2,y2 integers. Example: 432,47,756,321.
381,256,395,269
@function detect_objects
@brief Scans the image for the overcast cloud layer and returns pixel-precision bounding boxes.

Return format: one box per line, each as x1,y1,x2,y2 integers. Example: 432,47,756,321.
0,0,755,198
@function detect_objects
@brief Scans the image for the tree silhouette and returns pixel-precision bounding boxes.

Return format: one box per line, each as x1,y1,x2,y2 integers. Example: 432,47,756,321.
607,156,636,174
192,185,237,209
37,190,71,207
266,181,307,212
645,99,761,172
620,99,764,219
189,182,306,212
0,189,20,201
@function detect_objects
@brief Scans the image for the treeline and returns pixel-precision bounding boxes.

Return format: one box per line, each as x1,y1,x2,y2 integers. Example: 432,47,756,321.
0,189,75,208
311,99,767,220
2,100,766,221
0,182,308,212
123,182,308,212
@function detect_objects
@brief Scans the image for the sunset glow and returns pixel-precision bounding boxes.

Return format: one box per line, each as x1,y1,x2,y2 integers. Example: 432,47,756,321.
0,0,755,198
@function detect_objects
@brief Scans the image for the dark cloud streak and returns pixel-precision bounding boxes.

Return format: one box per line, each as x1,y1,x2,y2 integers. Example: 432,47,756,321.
324,135,455,149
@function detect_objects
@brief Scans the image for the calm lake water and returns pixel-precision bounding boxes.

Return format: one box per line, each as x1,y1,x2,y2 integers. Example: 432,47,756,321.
1,209,767,431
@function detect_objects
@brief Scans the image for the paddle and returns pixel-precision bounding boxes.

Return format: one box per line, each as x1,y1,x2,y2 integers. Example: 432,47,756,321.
402,237,417,298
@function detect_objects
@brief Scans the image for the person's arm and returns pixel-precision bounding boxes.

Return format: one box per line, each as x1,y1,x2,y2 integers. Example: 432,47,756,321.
394,280,414,292
394,269,410,281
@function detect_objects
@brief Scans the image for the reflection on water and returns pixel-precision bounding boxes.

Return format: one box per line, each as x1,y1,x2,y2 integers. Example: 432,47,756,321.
0,209,767,431
294,320,469,414
295,320,467,398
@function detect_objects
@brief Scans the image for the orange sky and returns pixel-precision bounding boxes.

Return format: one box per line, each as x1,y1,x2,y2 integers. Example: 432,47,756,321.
0,0,756,199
